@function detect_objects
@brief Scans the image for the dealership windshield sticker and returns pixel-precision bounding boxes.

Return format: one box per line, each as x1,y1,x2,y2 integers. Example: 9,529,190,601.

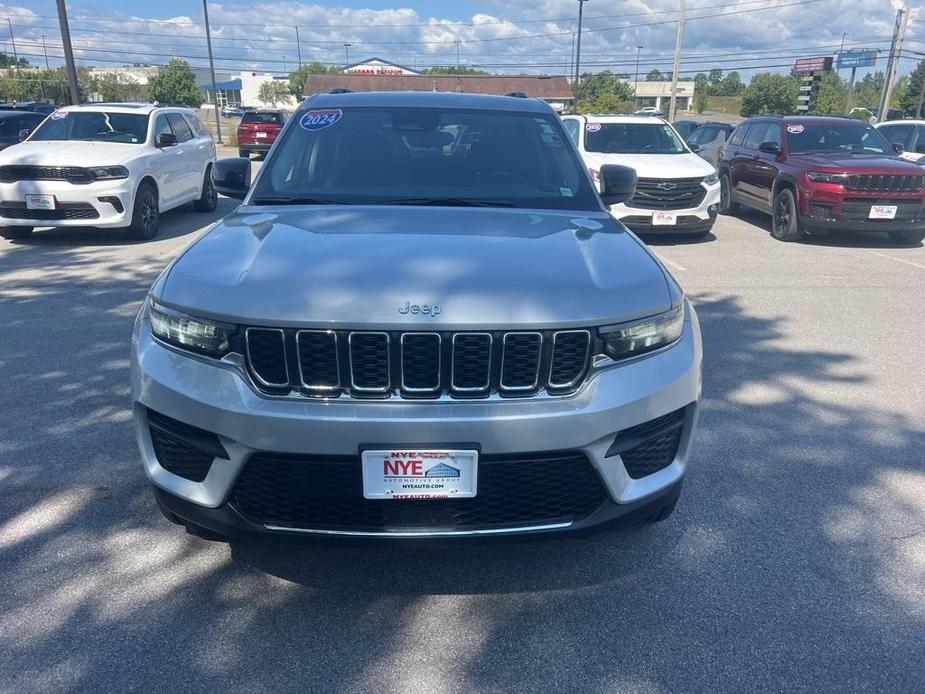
787,124,804,134
299,109,343,131
586,122,602,132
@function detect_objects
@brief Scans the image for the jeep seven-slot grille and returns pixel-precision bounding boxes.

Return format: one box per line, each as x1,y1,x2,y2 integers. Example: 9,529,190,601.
844,174,924,193
625,177,706,211
244,327,593,399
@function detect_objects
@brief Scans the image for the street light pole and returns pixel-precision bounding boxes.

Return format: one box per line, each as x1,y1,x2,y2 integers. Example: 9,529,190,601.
634,45,643,107
41,35,50,69
573,0,588,88
55,0,81,105
668,0,687,121
344,43,351,68
202,0,223,144
6,19,19,76
295,26,302,68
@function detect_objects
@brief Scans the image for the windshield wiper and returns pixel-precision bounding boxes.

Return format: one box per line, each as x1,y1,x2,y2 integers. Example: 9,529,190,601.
250,196,344,206
372,197,515,208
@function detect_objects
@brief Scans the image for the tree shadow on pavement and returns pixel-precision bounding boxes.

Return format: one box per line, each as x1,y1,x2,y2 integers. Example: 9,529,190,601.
0,246,923,691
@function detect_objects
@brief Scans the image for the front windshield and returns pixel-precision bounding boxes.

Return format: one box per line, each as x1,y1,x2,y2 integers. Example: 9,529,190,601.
787,122,891,155
250,106,599,210
584,123,686,154
30,111,149,144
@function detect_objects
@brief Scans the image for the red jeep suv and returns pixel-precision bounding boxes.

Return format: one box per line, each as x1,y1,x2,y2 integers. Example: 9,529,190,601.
718,116,925,244
237,109,289,159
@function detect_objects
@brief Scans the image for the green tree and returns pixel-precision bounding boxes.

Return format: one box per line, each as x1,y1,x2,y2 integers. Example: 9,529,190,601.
810,72,847,115
0,52,29,68
693,72,710,96
645,69,663,82
577,92,633,114
694,89,709,114
288,62,339,99
258,80,291,106
891,74,909,110
717,71,744,96
88,72,144,102
423,66,489,75
575,71,634,112
148,59,202,107
708,68,723,87
740,72,799,117
0,73,28,101
853,71,883,110
900,59,925,117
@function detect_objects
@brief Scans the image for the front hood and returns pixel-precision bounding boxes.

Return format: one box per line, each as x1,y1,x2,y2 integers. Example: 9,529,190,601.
0,140,138,166
160,206,673,330
583,152,714,178
791,152,924,172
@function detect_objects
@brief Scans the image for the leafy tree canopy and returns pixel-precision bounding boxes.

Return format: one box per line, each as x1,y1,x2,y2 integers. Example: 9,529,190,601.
148,59,203,108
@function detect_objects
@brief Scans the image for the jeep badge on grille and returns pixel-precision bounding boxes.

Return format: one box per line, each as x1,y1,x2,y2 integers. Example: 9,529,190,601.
399,302,441,316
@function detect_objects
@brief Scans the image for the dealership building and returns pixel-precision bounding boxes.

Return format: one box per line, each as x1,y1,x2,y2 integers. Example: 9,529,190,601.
627,80,695,112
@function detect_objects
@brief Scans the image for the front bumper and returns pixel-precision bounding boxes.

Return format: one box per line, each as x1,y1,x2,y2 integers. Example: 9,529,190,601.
799,187,925,233
131,303,702,539
0,179,134,228
609,181,720,234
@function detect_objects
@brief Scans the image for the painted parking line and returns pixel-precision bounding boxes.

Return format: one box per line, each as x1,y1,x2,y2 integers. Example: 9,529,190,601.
863,250,925,271
653,253,688,272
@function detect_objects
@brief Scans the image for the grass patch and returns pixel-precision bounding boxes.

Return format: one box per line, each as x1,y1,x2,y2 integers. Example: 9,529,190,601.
705,96,742,116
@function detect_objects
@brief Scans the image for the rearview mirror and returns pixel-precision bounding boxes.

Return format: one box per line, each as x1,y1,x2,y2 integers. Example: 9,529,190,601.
18,128,30,142
892,142,905,155
598,164,637,207
759,141,782,154
157,132,178,148
688,143,701,153
212,157,251,200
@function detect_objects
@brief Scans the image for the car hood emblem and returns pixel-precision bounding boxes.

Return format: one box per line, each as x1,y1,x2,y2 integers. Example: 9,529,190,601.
399,301,441,317
655,182,677,190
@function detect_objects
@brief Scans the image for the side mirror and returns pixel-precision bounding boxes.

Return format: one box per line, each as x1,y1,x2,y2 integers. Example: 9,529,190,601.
599,164,637,207
892,142,905,155
759,141,782,155
688,143,701,153
157,132,178,148
18,128,30,142
212,157,251,199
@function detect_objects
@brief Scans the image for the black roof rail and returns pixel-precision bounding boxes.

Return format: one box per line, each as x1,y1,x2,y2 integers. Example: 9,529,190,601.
329,88,353,94
506,91,528,98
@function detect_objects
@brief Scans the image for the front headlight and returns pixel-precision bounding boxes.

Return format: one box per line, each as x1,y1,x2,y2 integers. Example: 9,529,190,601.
807,172,849,184
149,299,235,357
87,165,129,180
703,171,718,185
599,305,684,361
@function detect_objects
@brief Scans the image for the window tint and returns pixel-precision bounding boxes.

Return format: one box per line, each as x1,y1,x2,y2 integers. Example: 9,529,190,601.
562,118,580,145
242,111,283,125
729,124,749,147
787,121,890,155
30,111,148,143
763,123,782,146
167,113,193,142
688,125,717,145
743,123,767,149
252,106,599,211
152,114,172,142
184,113,208,138
584,123,686,154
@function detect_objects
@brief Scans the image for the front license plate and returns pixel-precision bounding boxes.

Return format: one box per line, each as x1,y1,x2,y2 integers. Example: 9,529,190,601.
361,449,478,500
25,194,56,210
652,210,677,226
256,132,268,138
869,205,897,220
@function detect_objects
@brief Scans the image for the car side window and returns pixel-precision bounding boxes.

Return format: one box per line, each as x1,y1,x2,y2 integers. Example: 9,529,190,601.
562,119,580,146
743,123,766,149
184,113,208,138
167,113,194,142
763,123,782,146
693,126,718,145
152,114,172,143
729,124,749,147
914,125,925,153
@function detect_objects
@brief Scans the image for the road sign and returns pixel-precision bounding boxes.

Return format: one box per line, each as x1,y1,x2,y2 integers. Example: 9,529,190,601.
836,48,879,70
793,56,833,74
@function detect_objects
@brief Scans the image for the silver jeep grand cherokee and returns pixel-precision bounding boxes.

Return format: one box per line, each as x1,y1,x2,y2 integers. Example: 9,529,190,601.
131,91,702,540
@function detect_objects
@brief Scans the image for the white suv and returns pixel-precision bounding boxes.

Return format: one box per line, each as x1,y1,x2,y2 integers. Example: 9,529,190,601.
0,103,216,241
561,114,720,237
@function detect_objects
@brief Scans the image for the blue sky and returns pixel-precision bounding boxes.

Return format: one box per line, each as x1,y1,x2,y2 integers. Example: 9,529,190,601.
3,1,916,80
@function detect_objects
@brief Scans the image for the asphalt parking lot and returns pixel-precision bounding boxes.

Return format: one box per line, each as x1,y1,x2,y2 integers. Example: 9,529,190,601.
1,202,923,692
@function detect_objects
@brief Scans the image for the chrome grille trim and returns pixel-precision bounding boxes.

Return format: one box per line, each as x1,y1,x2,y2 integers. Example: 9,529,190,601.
295,329,340,391
548,330,592,389
244,328,290,388
348,331,391,393
499,332,543,392
400,332,442,394
450,332,493,393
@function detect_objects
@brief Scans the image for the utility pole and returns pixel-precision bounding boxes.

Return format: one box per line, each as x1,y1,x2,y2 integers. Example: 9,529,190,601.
878,0,910,123
295,26,302,68
573,0,588,87
668,0,686,121
6,19,19,76
456,39,461,68
55,0,81,105
845,65,858,114
41,35,50,69
202,0,223,144
568,32,575,79
916,68,925,118
634,45,643,107
344,43,351,68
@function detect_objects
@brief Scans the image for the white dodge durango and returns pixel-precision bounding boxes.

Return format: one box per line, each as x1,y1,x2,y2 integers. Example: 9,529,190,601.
561,114,720,237
0,103,216,241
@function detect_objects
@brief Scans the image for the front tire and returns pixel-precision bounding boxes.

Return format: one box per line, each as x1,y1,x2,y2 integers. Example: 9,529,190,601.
0,226,33,240
718,174,738,214
770,188,803,242
889,229,925,245
127,182,159,241
192,167,218,212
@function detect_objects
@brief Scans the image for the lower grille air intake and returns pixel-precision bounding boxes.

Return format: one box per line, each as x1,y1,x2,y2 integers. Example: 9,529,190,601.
607,407,687,479
147,410,226,482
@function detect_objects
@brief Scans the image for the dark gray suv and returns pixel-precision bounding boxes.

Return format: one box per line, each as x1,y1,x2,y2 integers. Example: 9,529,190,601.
131,91,702,541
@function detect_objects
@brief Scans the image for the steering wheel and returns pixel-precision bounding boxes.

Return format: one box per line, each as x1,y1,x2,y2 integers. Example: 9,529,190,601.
481,170,532,185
